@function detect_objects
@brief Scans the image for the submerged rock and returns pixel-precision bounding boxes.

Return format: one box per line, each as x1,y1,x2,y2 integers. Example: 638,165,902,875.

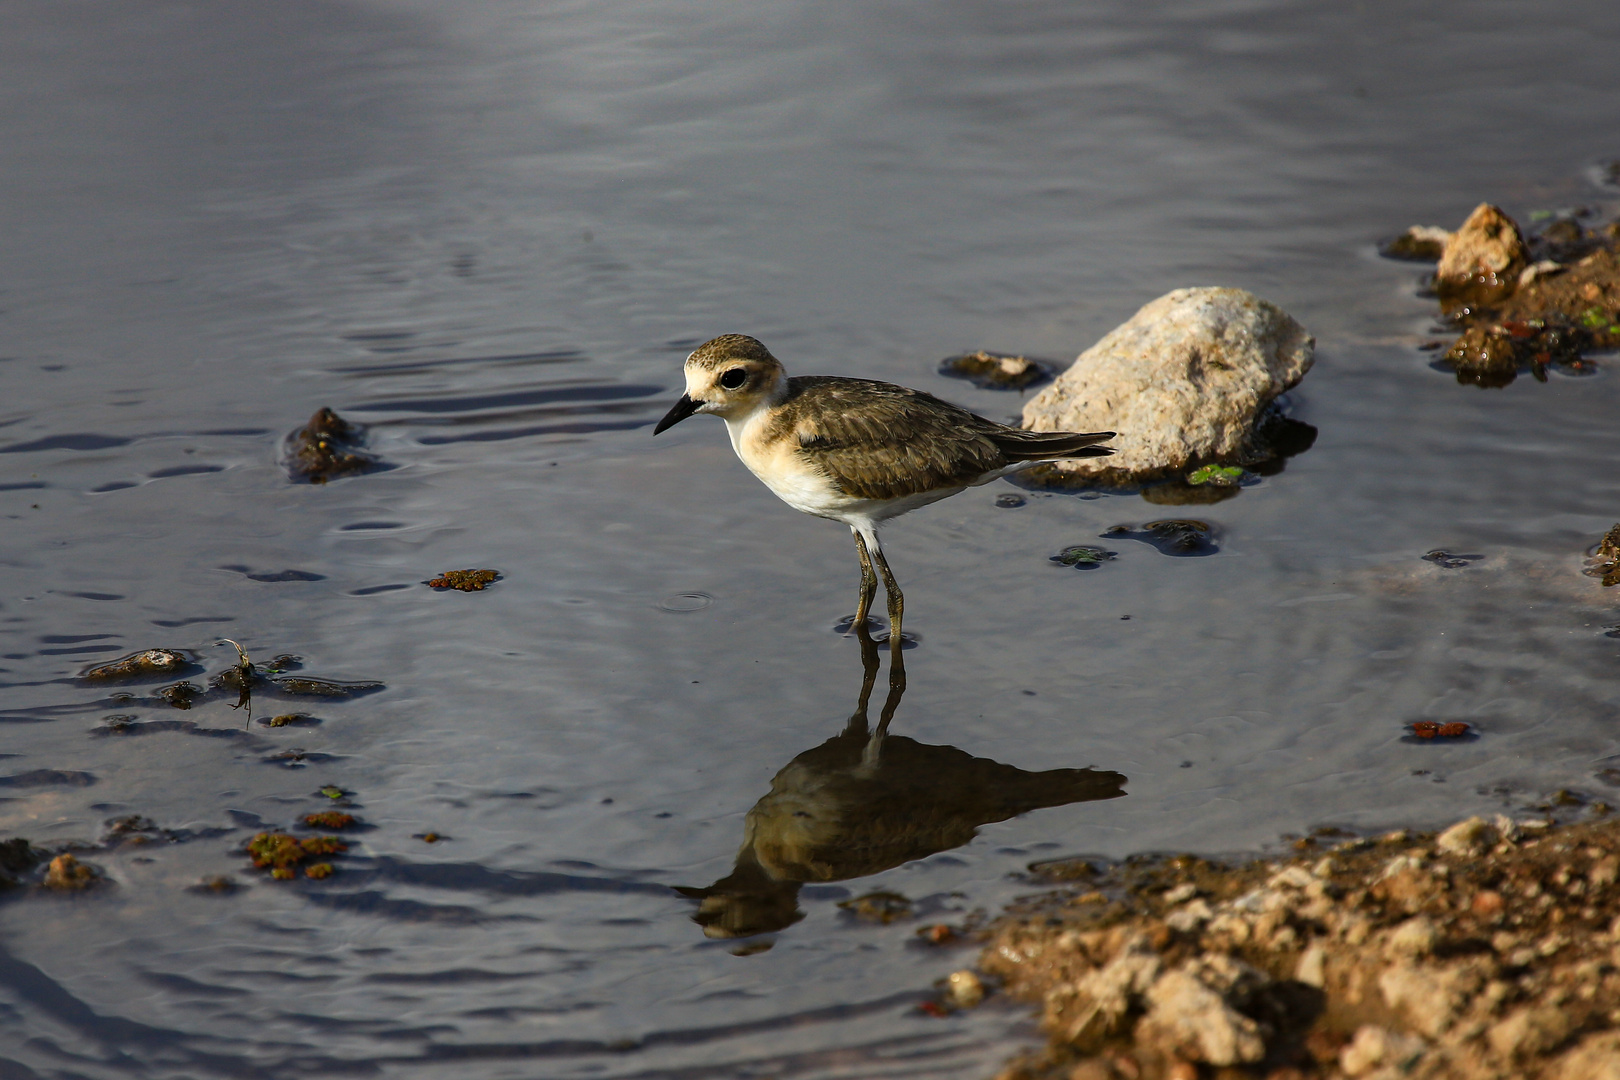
284,407,383,484
1050,546,1117,570
42,853,99,891
0,838,43,888
155,681,202,709
1021,288,1315,488
80,649,196,683
425,568,501,592
938,350,1054,391
1585,523,1620,587
1102,520,1218,557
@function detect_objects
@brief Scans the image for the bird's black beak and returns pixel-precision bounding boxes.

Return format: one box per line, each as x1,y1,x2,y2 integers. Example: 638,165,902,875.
653,394,701,435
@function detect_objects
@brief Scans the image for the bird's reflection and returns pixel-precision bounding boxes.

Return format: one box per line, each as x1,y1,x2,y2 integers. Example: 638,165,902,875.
677,627,1127,939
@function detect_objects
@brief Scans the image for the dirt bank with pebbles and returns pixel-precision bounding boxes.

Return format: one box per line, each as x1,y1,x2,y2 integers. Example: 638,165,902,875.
973,814,1620,1080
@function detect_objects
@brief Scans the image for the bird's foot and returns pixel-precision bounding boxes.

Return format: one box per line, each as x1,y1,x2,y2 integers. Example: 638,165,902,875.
833,614,886,637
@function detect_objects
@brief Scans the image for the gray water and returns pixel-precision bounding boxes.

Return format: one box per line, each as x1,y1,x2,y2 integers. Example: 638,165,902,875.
3,1,1620,1075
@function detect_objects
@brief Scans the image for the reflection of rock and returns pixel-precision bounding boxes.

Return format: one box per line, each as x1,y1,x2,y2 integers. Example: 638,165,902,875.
678,633,1126,939
1380,225,1452,262
1021,288,1314,488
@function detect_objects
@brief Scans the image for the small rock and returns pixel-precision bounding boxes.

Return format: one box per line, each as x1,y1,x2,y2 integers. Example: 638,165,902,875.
1339,1025,1426,1077
938,350,1053,391
80,649,194,683
1166,899,1213,934
1444,326,1521,386
1489,1005,1575,1059
1136,958,1268,1066
43,853,98,891
284,407,383,484
1295,944,1327,987
1520,259,1564,287
1102,520,1217,557
946,969,986,1008
425,568,502,592
1437,816,1495,857
1381,225,1453,262
1163,883,1198,905
1585,523,1620,587
1021,287,1314,486
837,890,913,924
1380,961,1481,1038
1549,1031,1620,1080
1050,545,1117,569
1387,916,1439,958
1436,203,1529,304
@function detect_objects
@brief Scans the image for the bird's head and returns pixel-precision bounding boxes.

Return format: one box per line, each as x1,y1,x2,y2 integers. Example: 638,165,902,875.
654,334,788,434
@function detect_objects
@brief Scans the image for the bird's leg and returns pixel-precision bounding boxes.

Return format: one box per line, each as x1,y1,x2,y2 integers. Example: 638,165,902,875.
851,528,878,633
872,545,905,658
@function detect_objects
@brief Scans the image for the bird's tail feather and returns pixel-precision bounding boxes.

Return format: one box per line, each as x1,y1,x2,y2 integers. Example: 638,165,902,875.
991,429,1115,461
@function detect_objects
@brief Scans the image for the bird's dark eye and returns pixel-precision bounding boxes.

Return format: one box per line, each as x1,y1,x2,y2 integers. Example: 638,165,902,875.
719,368,748,390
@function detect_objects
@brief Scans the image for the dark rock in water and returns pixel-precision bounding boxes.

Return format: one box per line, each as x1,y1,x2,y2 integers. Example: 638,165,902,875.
1050,545,1117,569
937,350,1054,391
261,713,321,728
1586,523,1620,587
284,407,384,484
155,681,202,709
0,838,43,888
271,676,384,698
995,493,1027,508
425,569,501,591
838,890,913,924
1423,549,1484,569
1102,520,1218,556
80,649,197,683
1379,225,1452,262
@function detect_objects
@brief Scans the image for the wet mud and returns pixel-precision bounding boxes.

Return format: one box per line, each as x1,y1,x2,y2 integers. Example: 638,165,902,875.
979,813,1620,1080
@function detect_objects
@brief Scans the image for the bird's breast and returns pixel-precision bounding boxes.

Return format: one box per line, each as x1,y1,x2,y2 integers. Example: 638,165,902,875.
726,409,850,519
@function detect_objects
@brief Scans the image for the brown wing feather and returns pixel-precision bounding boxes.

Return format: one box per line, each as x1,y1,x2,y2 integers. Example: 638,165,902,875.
769,377,1110,501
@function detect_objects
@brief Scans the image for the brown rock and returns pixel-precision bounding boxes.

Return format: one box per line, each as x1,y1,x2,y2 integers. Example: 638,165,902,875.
43,853,98,890
1488,1005,1575,1059
1436,203,1529,303
1135,956,1268,1066
1550,1031,1620,1080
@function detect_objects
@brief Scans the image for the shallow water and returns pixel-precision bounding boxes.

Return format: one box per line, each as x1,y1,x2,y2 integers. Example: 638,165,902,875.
3,0,1619,1075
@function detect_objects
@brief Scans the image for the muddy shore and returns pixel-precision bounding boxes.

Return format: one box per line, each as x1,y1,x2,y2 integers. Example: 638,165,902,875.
967,814,1620,1079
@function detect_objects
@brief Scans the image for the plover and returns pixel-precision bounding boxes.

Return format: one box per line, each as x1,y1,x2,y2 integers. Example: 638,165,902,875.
653,335,1115,646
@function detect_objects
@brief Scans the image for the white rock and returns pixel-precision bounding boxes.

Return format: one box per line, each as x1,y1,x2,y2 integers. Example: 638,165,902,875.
1296,943,1327,987
1137,959,1268,1066
1387,916,1439,958
1166,898,1214,934
945,969,985,1008
1340,1025,1426,1077
1021,287,1314,486
1436,816,1494,857
1163,882,1198,904
1268,865,1315,891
